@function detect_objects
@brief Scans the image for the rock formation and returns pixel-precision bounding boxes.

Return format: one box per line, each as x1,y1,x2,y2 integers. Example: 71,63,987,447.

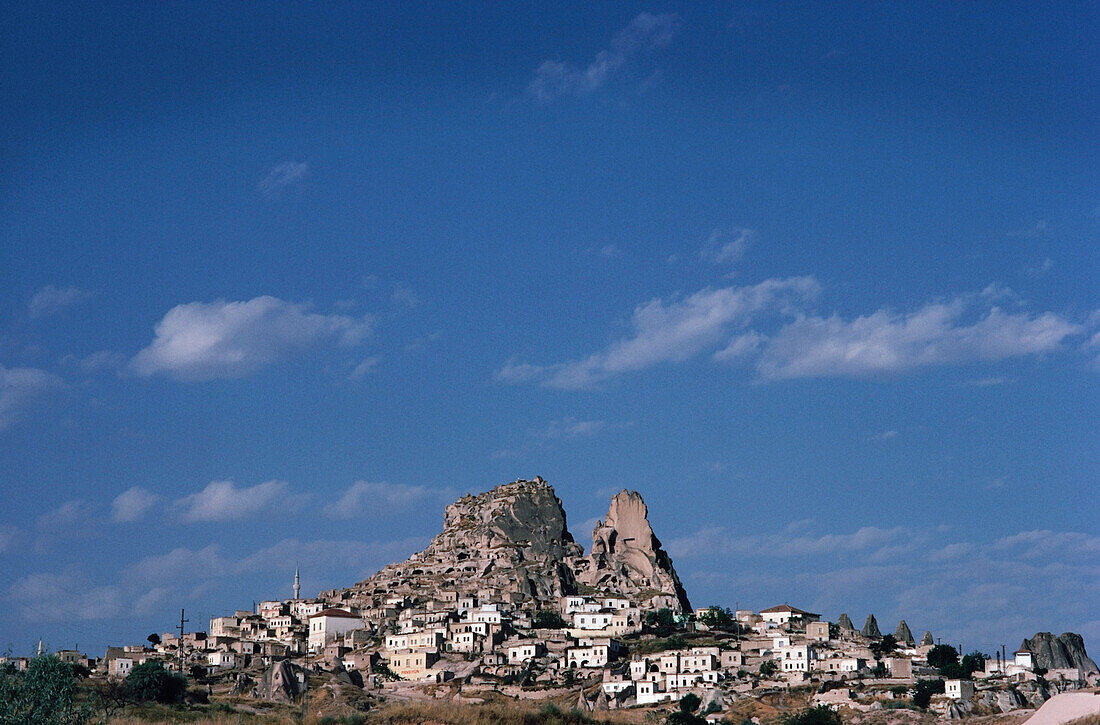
1021,632,1099,674
895,620,915,646
337,478,692,614
920,630,934,646
345,478,584,609
837,613,855,631
574,489,692,613
255,660,305,702
861,614,881,638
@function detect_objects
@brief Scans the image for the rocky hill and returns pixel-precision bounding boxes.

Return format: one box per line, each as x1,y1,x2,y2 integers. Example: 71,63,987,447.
1022,632,1099,674
333,477,691,613
575,489,692,612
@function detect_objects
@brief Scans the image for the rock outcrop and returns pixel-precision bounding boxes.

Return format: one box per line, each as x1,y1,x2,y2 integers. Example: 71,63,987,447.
338,478,692,614
920,630,934,646
895,620,915,646
837,613,855,631
346,478,584,609
1021,632,1099,674
574,489,692,613
255,660,306,702
861,614,881,638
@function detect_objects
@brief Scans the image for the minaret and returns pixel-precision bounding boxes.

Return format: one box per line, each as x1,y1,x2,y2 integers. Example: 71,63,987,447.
293,565,300,600
37,639,44,657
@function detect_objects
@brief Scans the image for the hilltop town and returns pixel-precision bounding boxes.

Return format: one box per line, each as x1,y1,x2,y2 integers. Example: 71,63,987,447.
5,478,1098,723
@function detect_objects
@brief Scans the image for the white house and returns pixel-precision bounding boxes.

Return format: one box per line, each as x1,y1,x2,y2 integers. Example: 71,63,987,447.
759,604,821,626
308,609,363,652
207,651,236,669
945,679,975,700
507,642,544,664
779,645,814,672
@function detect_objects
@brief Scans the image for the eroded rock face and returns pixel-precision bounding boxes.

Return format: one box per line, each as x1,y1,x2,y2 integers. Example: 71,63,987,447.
347,478,584,609
895,620,915,646
861,614,881,638
837,613,855,631
574,490,692,613
1022,632,1099,674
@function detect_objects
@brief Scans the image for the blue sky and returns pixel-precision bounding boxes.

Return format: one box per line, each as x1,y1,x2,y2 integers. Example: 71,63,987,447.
1,2,1097,658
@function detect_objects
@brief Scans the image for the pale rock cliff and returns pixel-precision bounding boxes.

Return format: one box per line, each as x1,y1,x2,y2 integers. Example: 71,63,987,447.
574,489,692,613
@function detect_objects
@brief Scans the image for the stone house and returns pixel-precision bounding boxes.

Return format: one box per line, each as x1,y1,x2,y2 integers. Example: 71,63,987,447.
307,609,363,652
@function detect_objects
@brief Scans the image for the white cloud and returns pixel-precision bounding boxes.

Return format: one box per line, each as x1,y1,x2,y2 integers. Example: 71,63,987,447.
667,525,908,560
110,486,160,523
1025,257,1054,278
757,302,1080,380
541,417,605,440
0,365,62,430
28,285,92,318
348,356,380,381
175,479,290,522
497,277,819,389
701,227,754,265
35,500,91,530
9,572,124,622
258,161,309,196
130,296,370,380
528,13,679,101
673,522,1100,650
324,481,435,519
390,283,420,308
712,331,765,362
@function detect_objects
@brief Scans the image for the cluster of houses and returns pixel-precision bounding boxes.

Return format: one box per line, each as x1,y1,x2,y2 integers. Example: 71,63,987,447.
11,586,1096,720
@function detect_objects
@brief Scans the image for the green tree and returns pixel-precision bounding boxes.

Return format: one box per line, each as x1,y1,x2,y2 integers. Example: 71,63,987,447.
926,644,958,670
146,633,161,647
0,655,92,725
679,693,701,713
646,608,676,637
123,659,186,704
870,633,897,659
912,679,945,709
961,651,986,675
697,605,736,630
777,705,842,725
533,610,567,629
760,659,779,676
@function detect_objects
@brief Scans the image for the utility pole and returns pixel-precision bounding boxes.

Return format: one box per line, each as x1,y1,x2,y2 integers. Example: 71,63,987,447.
176,609,189,674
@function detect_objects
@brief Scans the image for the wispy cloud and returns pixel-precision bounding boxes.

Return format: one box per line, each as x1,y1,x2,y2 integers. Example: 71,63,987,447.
1025,257,1054,278
700,227,754,265
528,13,679,102
348,356,381,381
757,301,1079,380
672,523,1100,649
9,572,125,622
493,417,611,459
110,486,160,523
497,277,820,388
35,500,92,530
28,285,92,319
258,162,309,196
130,296,370,380
323,481,441,520
0,365,61,430
501,274,1087,387
174,479,293,523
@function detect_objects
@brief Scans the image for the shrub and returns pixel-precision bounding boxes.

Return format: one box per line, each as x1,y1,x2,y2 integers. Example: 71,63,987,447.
0,655,92,725
123,659,187,704
777,705,843,725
